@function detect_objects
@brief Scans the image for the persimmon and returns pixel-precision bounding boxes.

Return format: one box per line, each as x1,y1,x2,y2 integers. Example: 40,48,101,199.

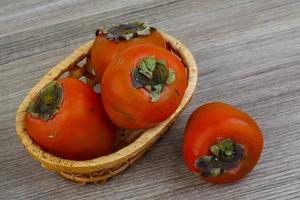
90,22,166,82
101,45,187,129
183,102,263,183
24,78,116,160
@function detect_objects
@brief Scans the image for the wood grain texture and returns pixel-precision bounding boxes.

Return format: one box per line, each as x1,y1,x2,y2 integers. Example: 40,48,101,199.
1,0,300,199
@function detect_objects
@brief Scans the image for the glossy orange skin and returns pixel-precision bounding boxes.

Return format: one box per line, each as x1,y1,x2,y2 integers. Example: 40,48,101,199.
101,45,187,129
183,102,263,184
24,78,116,160
91,30,166,82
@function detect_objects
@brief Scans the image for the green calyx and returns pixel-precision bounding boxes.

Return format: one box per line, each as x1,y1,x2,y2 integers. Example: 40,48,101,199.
132,56,176,102
97,22,152,41
195,138,244,177
27,81,63,121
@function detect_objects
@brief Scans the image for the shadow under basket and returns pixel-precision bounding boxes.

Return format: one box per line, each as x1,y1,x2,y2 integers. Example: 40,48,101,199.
15,32,198,184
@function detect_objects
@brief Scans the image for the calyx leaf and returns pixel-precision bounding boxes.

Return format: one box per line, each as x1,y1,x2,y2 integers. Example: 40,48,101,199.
195,138,244,177
100,22,152,41
27,81,63,121
138,57,156,78
149,84,163,102
166,69,176,85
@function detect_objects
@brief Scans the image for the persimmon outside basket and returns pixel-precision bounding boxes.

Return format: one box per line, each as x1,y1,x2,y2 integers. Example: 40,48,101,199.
15,32,198,184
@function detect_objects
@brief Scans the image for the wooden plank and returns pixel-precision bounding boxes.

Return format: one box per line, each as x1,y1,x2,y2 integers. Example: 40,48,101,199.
1,0,300,199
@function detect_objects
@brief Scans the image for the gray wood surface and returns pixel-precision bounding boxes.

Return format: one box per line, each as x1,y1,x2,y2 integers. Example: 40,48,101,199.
1,0,300,199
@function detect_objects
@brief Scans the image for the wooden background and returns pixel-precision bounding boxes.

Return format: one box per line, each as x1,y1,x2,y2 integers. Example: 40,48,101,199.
1,0,300,199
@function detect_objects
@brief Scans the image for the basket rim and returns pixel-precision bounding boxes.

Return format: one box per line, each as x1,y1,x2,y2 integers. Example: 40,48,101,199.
15,32,198,172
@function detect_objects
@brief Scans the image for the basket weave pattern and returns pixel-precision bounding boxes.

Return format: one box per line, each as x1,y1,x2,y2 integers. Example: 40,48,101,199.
15,33,198,184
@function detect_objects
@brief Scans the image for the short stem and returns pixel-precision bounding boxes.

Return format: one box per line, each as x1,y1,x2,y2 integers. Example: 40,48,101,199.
131,56,176,102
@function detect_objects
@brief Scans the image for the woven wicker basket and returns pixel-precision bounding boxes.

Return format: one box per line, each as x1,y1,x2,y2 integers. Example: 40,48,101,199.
15,32,198,184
